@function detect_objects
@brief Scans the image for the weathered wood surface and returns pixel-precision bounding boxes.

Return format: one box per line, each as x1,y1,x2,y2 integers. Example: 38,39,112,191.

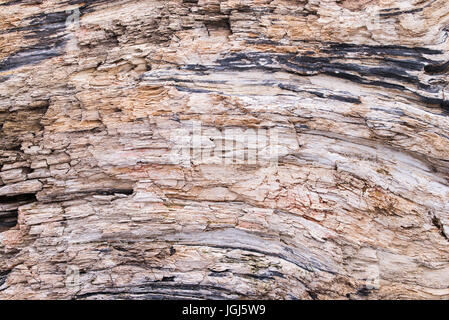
0,0,449,299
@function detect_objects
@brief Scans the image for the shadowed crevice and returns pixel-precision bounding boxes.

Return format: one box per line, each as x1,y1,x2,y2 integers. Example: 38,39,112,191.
0,210,18,233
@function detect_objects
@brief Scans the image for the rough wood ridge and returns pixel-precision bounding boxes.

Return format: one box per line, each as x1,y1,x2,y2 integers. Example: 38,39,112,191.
1,0,449,299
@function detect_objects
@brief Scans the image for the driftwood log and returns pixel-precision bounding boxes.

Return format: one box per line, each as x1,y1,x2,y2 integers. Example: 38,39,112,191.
1,0,449,299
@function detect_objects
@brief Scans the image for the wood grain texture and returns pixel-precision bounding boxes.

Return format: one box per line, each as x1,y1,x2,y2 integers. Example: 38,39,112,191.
0,0,449,299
